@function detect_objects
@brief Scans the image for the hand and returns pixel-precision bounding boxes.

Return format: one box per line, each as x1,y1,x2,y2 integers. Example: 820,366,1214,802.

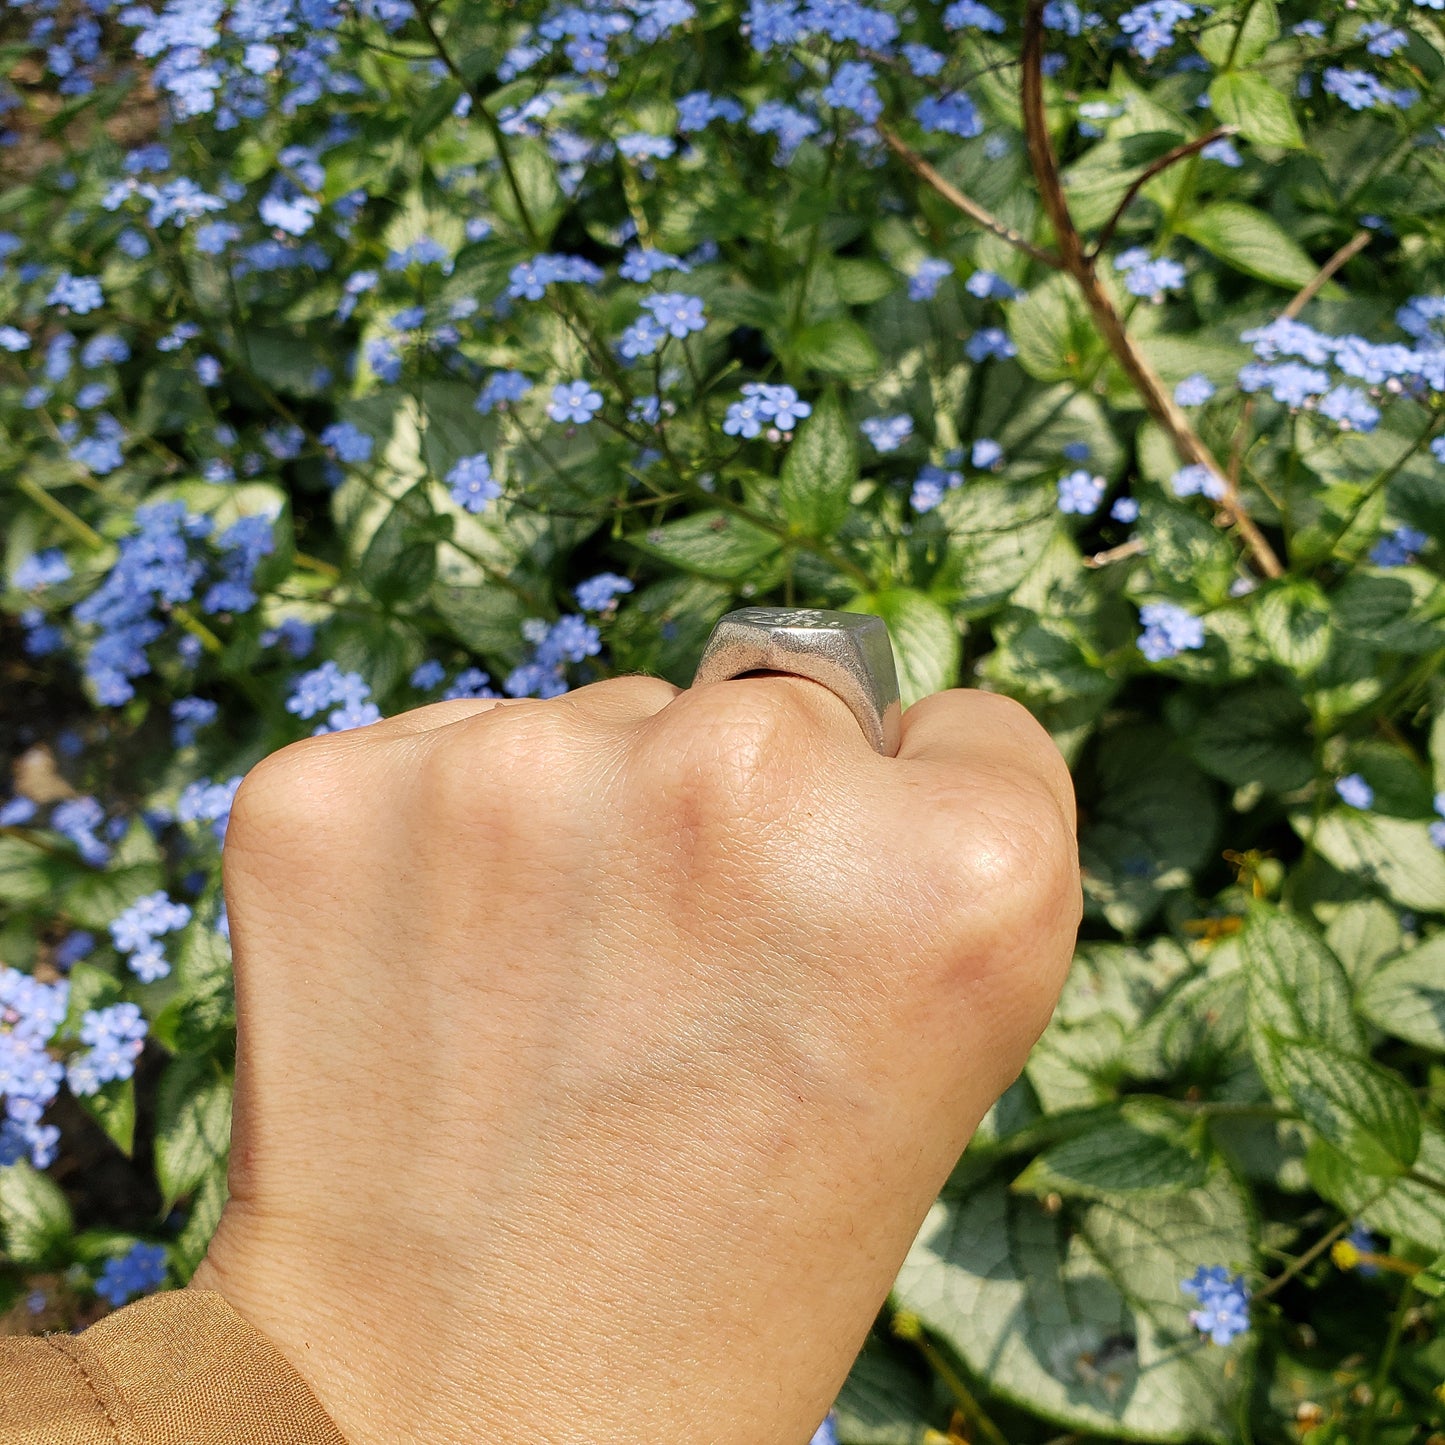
189,674,1080,1445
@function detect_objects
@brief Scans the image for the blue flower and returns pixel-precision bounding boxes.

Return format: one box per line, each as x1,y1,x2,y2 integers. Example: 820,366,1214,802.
675,91,744,131
1057,469,1104,515
0,325,29,351
619,247,690,282
171,695,218,747
944,1,1006,31
1335,773,1374,809
1368,525,1428,568
971,438,1004,469
110,890,191,982
1115,247,1186,299
1323,68,1416,111
443,667,497,700
861,415,913,453
47,271,105,313
475,370,532,414
1138,601,1205,660
641,291,706,338
822,60,882,123
14,549,71,591
909,258,952,301
1317,384,1379,432
447,453,502,514
320,421,373,464
965,270,1022,301
411,659,446,691
618,132,676,160
1431,793,1445,850
1200,137,1242,166
1345,1222,1382,1276
69,1002,147,1096
548,380,605,425
1180,1265,1250,1345
966,327,1017,362
575,573,634,611
914,92,984,138
1120,2,1199,62
1171,463,1227,501
808,1415,839,1445
1174,373,1216,406
95,1242,168,1308
910,463,963,513
1111,496,1140,523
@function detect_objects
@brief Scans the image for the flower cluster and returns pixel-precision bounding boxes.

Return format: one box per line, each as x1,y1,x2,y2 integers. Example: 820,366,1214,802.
110,892,193,983
1180,1266,1250,1346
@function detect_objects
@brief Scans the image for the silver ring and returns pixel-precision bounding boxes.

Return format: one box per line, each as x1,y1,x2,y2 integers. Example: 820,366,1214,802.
691,607,902,757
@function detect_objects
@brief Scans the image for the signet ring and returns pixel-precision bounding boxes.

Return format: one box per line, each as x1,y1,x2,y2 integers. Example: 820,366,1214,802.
691,607,903,757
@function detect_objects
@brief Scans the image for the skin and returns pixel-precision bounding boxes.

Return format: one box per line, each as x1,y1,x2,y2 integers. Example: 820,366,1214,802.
189,673,1081,1445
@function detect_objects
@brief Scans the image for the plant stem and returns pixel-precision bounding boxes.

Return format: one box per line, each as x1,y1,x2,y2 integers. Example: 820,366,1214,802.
1018,0,1283,578
1356,1279,1415,1445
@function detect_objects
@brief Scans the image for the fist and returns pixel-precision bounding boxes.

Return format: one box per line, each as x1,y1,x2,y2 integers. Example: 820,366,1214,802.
192,674,1080,1445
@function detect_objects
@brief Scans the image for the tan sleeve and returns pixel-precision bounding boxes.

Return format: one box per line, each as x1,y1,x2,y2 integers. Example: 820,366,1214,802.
0,1288,349,1444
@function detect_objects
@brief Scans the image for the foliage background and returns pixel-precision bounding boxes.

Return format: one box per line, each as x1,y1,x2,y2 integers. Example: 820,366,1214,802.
3,0,1445,1440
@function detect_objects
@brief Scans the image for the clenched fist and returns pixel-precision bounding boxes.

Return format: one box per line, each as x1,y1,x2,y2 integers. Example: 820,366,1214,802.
189,674,1081,1445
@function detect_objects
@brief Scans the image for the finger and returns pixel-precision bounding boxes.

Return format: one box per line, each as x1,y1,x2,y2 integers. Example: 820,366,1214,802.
666,670,880,760
362,697,525,739
895,688,1076,830
559,672,682,729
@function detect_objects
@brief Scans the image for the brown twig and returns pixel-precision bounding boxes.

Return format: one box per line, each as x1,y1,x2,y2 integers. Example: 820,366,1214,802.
878,125,1063,268
1019,0,1285,579
1089,126,1240,260
1282,227,1372,320
1083,537,1147,569
1226,230,1372,499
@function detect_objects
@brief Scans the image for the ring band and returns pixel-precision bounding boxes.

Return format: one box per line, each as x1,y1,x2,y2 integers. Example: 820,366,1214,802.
691,607,902,757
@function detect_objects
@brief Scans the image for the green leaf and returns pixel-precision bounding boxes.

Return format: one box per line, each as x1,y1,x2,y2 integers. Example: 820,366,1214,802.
791,316,880,379
1197,0,1279,65
1325,899,1404,986
1207,72,1303,150
170,1165,229,1282
432,582,530,657
152,922,235,1056
1252,580,1332,674
490,137,564,243
1013,1103,1208,1199
1333,567,1445,654
154,1056,233,1211
1357,934,1445,1052
1292,808,1445,911
835,1338,936,1445
933,479,1057,617
1241,905,1363,1098
1182,685,1315,793
76,1077,137,1158
778,392,857,536
1416,1250,1445,1300
1309,1124,1445,1254
0,1161,73,1267
1009,270,1105,383
627,510,784,582
1269,1037,1420,1176
894,1170,1250,1441
359,483,448,606
0,837,58,909
1180,202,1325,290
1080,726,1219,934
848,589,959,708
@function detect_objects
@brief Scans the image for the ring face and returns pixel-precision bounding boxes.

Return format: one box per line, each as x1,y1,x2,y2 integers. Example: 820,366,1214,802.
691,606,903,756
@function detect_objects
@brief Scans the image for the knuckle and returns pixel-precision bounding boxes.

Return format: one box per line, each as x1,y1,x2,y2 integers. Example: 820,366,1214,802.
224,736,359,874
643,681,812,825
414,700,584,830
